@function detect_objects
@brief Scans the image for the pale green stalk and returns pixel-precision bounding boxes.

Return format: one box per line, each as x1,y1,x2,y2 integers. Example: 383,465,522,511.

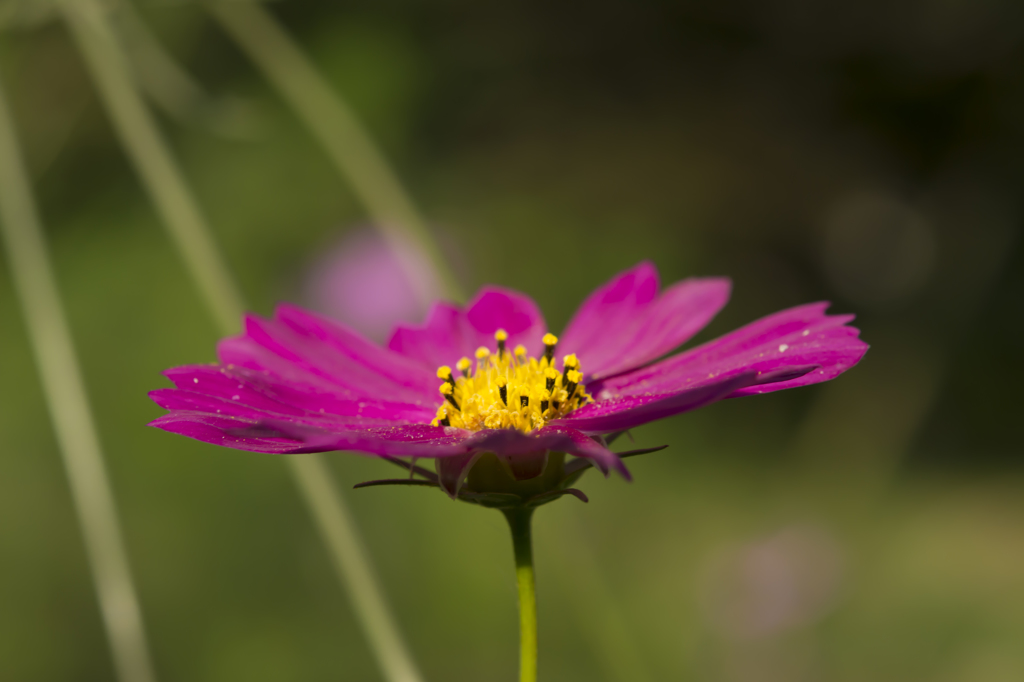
57,2,424,681
208,1,464,304
0,76,157,682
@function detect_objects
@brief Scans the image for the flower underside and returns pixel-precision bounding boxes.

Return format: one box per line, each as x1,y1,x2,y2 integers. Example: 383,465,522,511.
432,331,592,433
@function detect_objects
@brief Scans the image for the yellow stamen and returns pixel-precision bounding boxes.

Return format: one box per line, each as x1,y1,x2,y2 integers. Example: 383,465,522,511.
542,332,558,364
431,333,593,432
496,375,508,405
438,381,460,411
495,329,508,357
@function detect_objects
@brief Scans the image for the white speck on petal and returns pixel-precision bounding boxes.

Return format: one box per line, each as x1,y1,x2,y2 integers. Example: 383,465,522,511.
802,330,809,336
193,378,198,384
232,395,240,400
778,344,789,352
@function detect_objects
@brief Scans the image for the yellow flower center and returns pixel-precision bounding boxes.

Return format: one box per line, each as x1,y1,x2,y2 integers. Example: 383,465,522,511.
432,331,592,432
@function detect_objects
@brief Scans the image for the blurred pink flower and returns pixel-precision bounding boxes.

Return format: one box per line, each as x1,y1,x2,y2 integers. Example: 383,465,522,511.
304,228,441,342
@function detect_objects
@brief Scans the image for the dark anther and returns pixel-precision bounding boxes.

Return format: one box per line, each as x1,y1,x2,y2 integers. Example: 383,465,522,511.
546,376,556,392
499,384,508,405
540,400,549,412
552,400,560,410
565,381,578,400
520,395,529,408
444,394,461,411
497,339,506,358
440,416,450,426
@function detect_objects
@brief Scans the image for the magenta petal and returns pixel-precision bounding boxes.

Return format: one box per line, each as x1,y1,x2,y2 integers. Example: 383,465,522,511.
557,370,762,433
157,364,434,423
560,262,658,365
560,262,731,379
387,287,547,371
152,411,473,456
150,412,318,453
217,306,438,405
464,288,547,354
245,420,471,456
593,302,868,400
533,425,631,479
385,303,464,372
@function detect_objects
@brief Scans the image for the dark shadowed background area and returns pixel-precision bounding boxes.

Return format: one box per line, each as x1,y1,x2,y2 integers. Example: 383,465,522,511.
1,1,1022,680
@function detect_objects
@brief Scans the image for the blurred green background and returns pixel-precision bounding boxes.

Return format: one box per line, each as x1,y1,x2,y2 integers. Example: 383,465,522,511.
1,0,1023,680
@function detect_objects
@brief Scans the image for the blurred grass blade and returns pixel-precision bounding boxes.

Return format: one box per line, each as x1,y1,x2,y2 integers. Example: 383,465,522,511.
209,1,464,304
0,76,158,682
57,3,425,681
56,0,243,335
113,0,263,139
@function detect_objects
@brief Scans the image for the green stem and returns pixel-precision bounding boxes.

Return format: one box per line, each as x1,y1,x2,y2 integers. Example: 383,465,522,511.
0,76,157,682
208,1,464,304
58,3,423,681
504,509,538,682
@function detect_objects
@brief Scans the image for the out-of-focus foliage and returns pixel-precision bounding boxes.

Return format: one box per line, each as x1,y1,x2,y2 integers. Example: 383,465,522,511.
0,1,1021,680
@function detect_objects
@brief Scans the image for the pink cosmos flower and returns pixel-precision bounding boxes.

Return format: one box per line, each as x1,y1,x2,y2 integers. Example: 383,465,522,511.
149,262,867,502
